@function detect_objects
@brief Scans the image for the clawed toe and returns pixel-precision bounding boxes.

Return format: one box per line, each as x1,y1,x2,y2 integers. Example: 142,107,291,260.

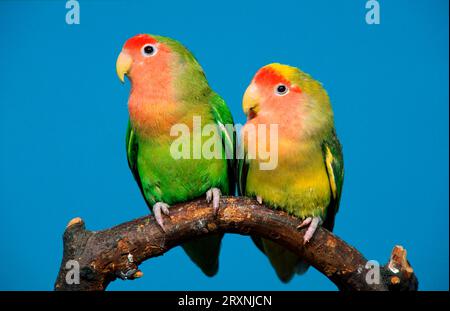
297,217,312,229
152,202,170,231
206,187,221,214
297,216,322,244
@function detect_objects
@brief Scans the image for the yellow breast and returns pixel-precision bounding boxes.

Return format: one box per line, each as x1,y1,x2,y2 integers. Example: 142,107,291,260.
245,140,331,219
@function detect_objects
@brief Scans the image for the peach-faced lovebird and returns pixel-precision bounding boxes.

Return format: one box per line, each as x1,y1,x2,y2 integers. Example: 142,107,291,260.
116,34,235,276
238,63,344,282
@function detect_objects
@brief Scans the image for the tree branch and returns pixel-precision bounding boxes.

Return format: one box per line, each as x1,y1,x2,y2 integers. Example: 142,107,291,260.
54,196,418,291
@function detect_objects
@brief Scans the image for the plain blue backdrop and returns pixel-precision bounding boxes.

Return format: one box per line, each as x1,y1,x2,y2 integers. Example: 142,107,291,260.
0,0,448,290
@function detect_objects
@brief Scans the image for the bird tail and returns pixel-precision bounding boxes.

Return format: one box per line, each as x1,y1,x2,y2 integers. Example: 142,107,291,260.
182,233,223,277
251,236,309,283
295,260,311,275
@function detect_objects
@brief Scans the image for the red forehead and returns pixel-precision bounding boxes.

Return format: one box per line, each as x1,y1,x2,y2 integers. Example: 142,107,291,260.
254,67,290,87
123,34,157,51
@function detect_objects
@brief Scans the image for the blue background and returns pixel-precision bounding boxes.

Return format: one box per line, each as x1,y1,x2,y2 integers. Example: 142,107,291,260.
0,0,448,290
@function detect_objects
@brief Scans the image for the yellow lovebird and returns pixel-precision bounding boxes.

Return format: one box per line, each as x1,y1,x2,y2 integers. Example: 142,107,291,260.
238,63,344,282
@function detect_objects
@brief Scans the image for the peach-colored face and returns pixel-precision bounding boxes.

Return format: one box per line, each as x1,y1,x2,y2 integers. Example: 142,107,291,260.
241,66,312,150
243,67,304,125
117,34,173,89
116,34,178,135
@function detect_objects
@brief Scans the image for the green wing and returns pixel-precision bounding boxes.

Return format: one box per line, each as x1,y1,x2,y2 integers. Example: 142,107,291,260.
125,121,145,196
209,92,236,194
237,117,250,197
321,128,344,231
237,147,249,197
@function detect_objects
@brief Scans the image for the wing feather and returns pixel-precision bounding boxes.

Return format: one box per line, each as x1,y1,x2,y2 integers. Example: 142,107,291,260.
322,129,344,231
209,92,236,193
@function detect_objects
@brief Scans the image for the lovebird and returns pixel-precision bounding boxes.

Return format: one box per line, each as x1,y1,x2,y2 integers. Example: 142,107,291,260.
116,34,235,276
238,63,344,282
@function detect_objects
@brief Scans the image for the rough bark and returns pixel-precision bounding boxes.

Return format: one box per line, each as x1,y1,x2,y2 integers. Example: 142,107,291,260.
54,196,418,291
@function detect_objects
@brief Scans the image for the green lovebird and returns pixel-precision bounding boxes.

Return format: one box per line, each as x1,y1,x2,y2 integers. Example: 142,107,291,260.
238,63,344,283
116,34,235,276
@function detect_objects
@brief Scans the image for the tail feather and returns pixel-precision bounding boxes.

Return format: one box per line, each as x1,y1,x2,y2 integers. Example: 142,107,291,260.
296,260,310,275
182,234,223,277
251,236,309,283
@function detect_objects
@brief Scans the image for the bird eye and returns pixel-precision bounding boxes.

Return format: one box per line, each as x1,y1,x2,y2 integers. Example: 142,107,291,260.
275,84,289,96
141,44,157,57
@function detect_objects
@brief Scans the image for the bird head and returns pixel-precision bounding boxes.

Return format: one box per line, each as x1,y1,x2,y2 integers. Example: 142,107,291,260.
243,63,334,137
116,34,207,98
116,34,171,84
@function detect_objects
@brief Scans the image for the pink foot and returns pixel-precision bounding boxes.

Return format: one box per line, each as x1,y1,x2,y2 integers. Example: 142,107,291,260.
206,187,221,214
297,216,323,244
152,202,170,231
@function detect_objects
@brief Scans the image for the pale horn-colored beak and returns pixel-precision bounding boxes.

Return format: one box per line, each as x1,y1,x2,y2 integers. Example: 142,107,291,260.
116,52,133,83
242,83,260,120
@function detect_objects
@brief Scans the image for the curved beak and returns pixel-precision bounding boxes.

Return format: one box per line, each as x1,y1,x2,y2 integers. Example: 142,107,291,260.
116,51,133,83
242,83,260,120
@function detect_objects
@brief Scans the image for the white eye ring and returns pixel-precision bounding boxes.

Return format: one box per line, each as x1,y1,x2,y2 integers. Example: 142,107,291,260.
275,84,289,96
141,44,158,57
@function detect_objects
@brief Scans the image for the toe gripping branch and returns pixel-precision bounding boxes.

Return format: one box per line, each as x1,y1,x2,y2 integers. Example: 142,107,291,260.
54,197,418,291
